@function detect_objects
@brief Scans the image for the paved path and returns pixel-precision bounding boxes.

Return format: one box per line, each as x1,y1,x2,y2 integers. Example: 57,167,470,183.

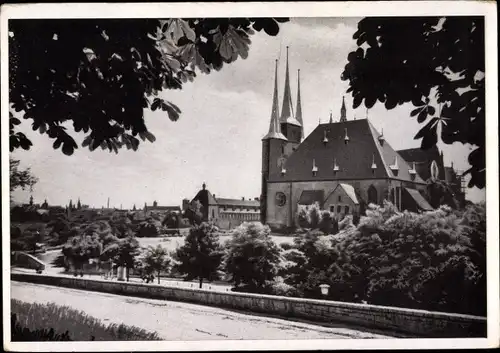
12,267,233,291
11,281,391,340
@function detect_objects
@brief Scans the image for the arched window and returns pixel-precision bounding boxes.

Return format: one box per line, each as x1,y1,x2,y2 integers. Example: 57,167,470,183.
344,205,350,214
368,185,378,205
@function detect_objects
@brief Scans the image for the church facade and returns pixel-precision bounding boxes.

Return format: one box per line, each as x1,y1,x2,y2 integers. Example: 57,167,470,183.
260,50,434,229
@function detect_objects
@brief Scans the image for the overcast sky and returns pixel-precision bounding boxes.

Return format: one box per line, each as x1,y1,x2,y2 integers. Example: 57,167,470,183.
10,17,485,208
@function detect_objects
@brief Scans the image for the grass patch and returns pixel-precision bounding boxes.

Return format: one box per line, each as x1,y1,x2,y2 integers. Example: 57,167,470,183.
11,299,161,341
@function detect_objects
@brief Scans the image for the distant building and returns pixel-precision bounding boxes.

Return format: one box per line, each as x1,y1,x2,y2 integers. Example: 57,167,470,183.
144,201,181,216
189,183,260,230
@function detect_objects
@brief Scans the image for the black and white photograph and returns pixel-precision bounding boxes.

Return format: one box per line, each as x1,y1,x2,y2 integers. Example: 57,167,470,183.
2,1,498,351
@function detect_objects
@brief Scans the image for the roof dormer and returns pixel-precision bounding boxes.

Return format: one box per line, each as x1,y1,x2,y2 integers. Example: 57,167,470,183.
409,161,417,180
333,158,339,175
390,156,399,177
312,159,318,176
323,130,329,144
371,154,377,174
378,128,385,146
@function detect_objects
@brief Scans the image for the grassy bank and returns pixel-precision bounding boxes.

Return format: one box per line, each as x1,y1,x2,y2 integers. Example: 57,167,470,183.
11,299,161,341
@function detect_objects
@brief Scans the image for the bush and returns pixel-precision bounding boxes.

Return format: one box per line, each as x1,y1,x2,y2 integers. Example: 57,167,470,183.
224,222,281,291
11,300,161,341
282,201,486,316
279,242,294,251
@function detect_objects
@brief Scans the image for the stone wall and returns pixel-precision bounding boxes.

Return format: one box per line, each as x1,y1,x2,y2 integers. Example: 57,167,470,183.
11,273,486,338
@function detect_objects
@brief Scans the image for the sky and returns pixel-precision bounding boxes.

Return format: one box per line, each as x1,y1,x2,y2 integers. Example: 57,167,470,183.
10,17,485,209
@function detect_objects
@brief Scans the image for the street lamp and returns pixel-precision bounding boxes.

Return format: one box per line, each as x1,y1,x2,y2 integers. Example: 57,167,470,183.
319,284,330,296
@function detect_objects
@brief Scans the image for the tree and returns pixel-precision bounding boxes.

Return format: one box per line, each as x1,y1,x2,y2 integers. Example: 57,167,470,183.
223,222,281,292
9,18,289,155
9,158,38,194
174,222,224,288
342,17,485,188
107,236,141,281
185,200,204,225
62,234,103,276
142,245,171,284
426,179,459,209
162,212,179,229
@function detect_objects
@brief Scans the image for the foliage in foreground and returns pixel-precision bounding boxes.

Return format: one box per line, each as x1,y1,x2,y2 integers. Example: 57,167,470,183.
282,201,486,316
342,17,485,188
9,18,288,155
11,300,161,341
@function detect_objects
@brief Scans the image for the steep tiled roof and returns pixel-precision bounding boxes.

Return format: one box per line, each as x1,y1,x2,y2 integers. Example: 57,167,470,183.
215,198,260,208
338,184,359,205
397,145,444,182
298,190,324,206
404,188,433,211
192,189,218,206
272,119,425,184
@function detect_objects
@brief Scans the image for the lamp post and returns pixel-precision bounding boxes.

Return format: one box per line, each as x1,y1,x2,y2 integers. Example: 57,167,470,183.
319,284,330,297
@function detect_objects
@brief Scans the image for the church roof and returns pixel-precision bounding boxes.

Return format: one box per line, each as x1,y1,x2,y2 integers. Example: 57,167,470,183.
404,188,433,211
298,190,324,206
397,145,444,182
271,118,425,184
338,184,359,205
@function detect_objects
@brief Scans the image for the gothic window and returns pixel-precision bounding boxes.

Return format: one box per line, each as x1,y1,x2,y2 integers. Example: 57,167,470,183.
368,185,378,205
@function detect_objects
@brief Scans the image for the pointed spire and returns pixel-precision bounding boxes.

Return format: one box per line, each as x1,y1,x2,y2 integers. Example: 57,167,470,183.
340,96,347,122
329,111,333,124
280,46,300,127
295,69,304,138
263,59,287,140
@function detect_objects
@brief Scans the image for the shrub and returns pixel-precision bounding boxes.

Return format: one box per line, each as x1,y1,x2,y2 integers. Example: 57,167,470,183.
280,242,294,251
11,300,161,341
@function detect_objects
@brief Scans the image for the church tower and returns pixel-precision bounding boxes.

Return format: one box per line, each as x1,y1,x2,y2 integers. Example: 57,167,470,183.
340,96,347,122
261,59,287,224
279,47,302,145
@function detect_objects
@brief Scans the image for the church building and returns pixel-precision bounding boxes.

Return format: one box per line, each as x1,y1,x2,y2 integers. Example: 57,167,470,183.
261,49,434,229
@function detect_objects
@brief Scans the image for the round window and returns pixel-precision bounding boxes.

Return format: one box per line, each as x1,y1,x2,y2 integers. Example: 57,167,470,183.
275,192,287,207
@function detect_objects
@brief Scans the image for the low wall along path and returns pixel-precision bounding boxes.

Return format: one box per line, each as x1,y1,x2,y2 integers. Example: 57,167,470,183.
11,272,486,338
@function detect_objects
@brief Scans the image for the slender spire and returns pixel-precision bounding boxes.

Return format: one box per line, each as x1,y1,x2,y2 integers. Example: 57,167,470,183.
340,96,347,122
295,69,304,138
329,110,333,124
280,46,300,127
263,59,286,140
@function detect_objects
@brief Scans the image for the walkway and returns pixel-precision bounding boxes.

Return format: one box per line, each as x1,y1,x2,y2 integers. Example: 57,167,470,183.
11,281,391,340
